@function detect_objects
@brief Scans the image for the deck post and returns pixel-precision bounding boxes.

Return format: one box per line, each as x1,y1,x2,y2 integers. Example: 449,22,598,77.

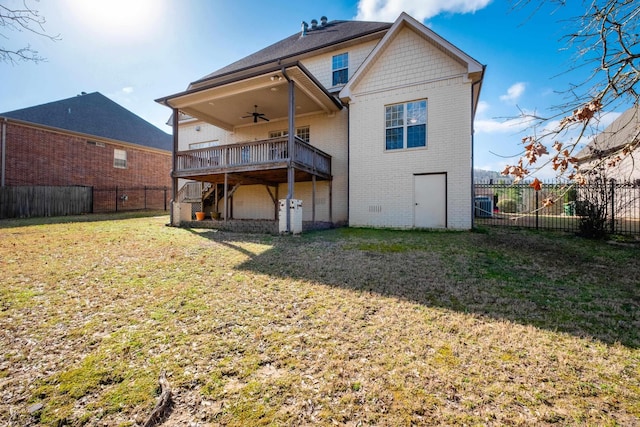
329,178,333,225
224,173,228,222
214,184,218,216
312,175,316,224
170,108,179,225
286,75,295,233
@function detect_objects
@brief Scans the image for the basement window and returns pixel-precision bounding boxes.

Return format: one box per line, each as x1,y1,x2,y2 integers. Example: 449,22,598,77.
114,149,127,169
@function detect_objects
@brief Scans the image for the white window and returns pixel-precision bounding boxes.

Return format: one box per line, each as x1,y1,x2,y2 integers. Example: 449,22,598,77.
114,149,127,168
189,140,218,150
332,53,348,86
385,100,427,150
269,126,310,143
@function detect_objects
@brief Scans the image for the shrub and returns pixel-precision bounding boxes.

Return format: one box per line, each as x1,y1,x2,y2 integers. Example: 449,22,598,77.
497,199,518,213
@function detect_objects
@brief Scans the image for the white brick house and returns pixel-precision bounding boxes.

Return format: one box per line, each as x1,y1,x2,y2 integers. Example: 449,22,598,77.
157,12,484,232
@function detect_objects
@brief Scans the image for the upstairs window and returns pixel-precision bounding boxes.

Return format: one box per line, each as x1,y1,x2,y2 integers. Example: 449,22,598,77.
114,149,127,168
332,53,348,86
385,100,427,150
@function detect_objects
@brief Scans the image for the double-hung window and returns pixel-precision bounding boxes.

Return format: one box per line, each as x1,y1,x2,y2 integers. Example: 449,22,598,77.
332,53,348,86
385,100,427,150
114,149,127,168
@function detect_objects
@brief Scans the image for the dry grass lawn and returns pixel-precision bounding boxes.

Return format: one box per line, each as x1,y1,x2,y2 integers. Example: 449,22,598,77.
0,213,638,426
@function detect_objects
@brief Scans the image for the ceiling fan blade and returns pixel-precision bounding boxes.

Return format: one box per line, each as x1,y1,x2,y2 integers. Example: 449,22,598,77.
260,116,270,122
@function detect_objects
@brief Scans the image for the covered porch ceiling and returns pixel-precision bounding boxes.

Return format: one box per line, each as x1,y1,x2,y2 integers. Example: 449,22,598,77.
157,64,343,131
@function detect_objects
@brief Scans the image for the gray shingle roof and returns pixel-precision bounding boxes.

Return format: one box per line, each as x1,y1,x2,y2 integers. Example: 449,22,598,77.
1,92,172,151
576,104,640,161
195,19,392,83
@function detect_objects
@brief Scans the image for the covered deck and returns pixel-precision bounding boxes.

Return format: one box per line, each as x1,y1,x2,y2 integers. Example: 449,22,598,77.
156,62,343,232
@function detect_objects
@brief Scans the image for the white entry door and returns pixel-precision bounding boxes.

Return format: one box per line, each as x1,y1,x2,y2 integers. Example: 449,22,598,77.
414,173,446,228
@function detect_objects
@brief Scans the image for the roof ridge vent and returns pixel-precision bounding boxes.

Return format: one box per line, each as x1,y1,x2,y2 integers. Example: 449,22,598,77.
320,16,328,26
310,19,318,30
301,21,308,37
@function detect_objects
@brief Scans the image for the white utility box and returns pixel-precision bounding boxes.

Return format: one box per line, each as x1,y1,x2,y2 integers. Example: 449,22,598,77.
278,199,303,234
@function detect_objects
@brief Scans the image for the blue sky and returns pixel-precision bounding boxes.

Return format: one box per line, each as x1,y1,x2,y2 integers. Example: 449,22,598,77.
0,0,618,177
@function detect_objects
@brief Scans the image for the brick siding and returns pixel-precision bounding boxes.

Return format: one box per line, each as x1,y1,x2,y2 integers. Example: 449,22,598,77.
1,121,171,188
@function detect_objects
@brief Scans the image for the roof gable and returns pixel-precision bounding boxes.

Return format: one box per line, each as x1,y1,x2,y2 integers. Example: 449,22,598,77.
340,12,484,100
1,92,172,151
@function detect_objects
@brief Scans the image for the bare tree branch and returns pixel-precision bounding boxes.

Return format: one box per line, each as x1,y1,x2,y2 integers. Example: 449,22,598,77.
502,0,640,185
0,0,60,64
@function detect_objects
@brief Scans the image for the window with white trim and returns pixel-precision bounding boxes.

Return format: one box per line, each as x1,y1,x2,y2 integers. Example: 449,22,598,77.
189,140,218,150
269,126,310,143
385,100,427,150
332,53,348,86
114,149,127,168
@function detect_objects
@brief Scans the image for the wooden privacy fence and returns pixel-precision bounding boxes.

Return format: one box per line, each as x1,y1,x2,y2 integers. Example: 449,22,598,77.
0,186,169,219
0,186,92,219
474,180,640,235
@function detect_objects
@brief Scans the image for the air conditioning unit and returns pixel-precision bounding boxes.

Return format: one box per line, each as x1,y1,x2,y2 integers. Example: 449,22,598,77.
474,196,493,218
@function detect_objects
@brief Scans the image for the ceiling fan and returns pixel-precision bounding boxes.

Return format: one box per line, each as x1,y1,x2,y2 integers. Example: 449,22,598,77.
242,105,270,123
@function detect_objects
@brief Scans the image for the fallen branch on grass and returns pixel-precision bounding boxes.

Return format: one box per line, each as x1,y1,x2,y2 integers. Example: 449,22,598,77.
143,371,172,427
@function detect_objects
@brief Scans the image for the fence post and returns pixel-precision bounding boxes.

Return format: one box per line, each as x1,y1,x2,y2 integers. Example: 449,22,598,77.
535,189,539,230
610,179,615,234
164,187,167,211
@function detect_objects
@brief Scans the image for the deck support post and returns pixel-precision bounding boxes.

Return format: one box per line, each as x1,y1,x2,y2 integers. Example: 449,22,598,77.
223,173,228,221
329,178,333,225
170,108,179,225
312,175,316,224
285,74,295,233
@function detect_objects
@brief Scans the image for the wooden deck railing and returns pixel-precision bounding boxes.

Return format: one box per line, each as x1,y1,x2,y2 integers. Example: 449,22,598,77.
175,136,331,177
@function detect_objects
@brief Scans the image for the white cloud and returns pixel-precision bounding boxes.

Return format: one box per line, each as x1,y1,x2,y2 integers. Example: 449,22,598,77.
499,82,526,103
355,0,492,22
476,100,490,115
475,115,535,134
122,86,134,94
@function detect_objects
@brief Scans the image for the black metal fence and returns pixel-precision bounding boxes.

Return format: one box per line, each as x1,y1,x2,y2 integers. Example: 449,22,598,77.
0,186,169,219
474,180,640,235
92,186,169,213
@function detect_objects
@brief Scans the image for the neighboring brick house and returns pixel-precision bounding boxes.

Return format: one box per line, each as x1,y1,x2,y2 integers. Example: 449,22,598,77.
1,92,172,189
156,13,484,231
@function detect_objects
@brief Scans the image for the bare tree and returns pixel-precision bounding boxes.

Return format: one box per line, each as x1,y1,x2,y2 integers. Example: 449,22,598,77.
0,0,60,64
502,0,640,193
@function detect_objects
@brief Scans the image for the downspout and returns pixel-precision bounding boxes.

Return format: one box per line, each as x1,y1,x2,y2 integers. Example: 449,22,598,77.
1,117,6,187
282,67,295,233
346,103,350,226
470,66,486,229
